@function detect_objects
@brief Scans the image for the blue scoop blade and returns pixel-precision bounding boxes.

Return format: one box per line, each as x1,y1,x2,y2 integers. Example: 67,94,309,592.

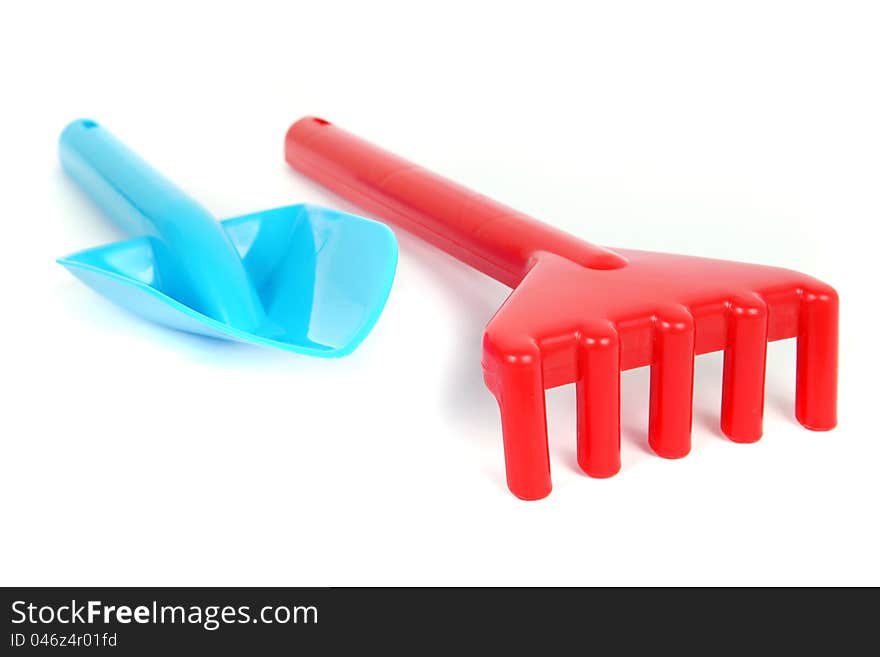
58,204,398,357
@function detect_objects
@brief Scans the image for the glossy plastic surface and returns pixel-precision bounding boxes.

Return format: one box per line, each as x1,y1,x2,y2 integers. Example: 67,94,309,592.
59,119,397,357
286,117,838,499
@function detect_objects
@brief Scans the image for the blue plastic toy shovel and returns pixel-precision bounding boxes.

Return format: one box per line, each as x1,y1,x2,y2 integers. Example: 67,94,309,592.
57,119,398,357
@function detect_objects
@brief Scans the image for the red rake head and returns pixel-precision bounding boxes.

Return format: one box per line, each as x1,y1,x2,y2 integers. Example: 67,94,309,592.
284,117,838,500
481,248,837,499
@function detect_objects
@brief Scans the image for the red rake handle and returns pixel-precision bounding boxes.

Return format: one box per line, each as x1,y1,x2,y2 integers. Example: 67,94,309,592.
285,117,627,288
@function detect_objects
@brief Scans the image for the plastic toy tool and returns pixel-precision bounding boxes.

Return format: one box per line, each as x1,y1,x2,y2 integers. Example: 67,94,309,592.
286,117,838,500
58,119,397,357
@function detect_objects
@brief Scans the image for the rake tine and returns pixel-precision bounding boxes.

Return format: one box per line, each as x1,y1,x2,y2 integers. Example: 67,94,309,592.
721,294,769,442
796,285,839,431
486,339,551,500
577,322,622,478
649,305,696,458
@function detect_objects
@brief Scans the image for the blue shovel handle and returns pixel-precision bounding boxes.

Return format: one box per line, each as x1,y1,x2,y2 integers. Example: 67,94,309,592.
59,119,265,331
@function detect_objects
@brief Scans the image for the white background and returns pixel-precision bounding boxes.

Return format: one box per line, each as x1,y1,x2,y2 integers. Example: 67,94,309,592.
1,1,877,585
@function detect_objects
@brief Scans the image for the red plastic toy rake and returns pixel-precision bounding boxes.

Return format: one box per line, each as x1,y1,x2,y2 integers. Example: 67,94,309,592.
285,117,838,500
